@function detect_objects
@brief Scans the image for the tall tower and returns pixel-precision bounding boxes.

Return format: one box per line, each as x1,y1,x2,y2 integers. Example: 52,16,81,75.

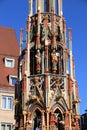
14,0,80,130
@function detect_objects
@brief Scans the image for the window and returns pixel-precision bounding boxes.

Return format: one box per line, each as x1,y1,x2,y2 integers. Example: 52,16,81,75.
1,124,5,130
1,123,12,130
7,125,11,130
9,75,17,86
5,58,14,68
2,96,13,110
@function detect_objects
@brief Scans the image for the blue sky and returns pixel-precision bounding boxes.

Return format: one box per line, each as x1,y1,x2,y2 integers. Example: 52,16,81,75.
0,0,87,114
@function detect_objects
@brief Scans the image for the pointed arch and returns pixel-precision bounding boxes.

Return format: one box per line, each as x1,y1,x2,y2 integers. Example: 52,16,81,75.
32,109,42,130
51,100,68,113
29,101,44,113
28,102,45,130
50,101,67,130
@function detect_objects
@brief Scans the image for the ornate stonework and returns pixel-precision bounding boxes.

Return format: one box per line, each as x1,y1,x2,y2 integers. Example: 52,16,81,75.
14,0,80,130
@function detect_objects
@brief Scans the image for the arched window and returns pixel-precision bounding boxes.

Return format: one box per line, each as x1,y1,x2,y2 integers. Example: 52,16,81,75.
33,0,36,15
44,0,47,12
55,0,58,14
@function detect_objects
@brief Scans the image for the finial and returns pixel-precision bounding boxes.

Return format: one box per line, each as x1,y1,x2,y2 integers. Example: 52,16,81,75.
28,0,32,16
68,28,72,41
20,28,23,54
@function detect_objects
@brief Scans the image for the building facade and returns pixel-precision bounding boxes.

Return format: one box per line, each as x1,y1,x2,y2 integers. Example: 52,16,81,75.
15,0,80,130
0,26,19,130
81,110,87,130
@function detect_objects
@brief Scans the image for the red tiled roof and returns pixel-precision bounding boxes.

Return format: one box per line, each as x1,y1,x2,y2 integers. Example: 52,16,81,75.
0,26,19,88
0,26,19,56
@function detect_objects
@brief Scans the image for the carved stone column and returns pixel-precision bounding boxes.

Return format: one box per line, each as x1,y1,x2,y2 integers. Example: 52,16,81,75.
45,45,49,73
46,107,50,130
26,112,32,130
75,116,80,130
41,111,46,130
19,115,24,130
65,112,69,130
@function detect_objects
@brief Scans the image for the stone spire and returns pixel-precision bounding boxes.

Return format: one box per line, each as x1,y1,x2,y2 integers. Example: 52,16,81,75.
28,0,63,15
